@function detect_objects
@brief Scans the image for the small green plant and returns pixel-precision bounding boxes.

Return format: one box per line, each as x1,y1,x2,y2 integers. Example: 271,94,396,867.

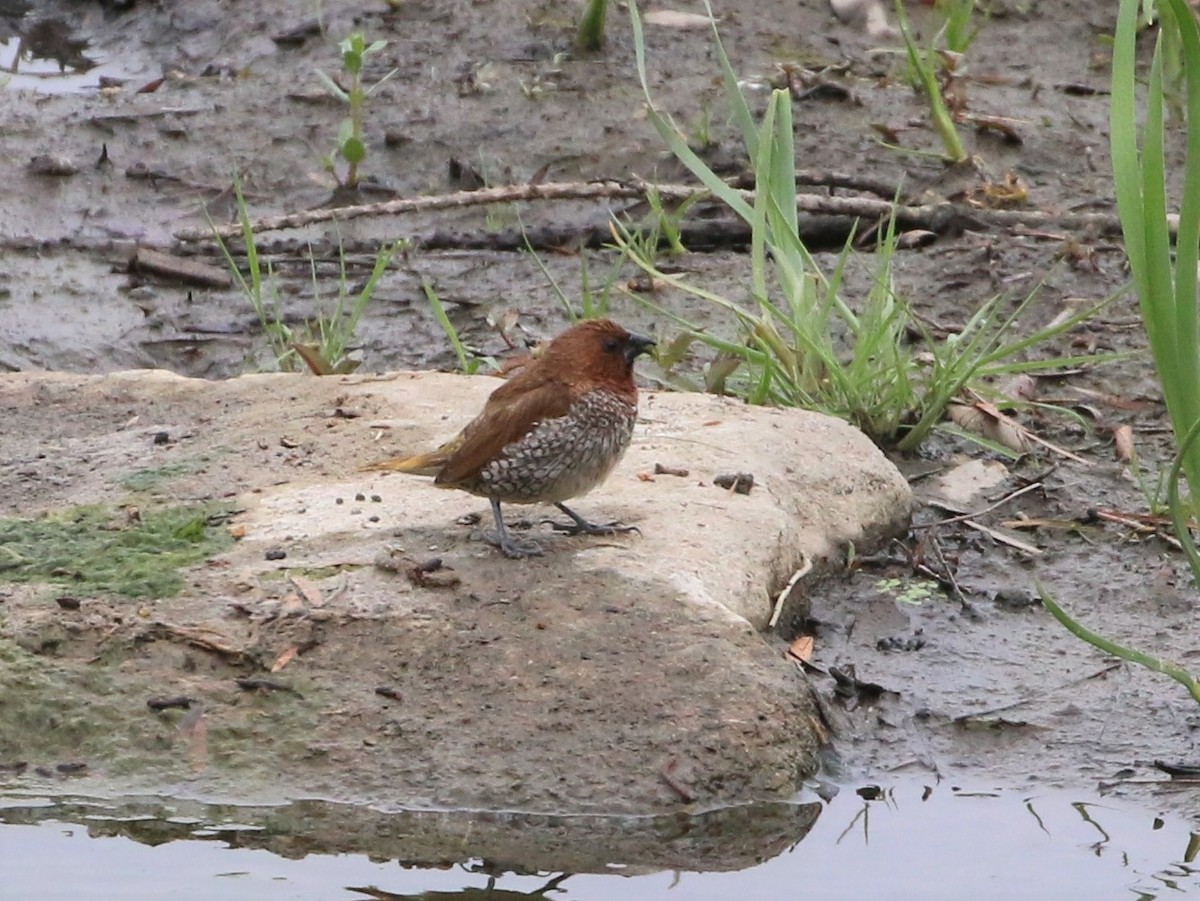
210,183,399,374
315,32,397,190
576,0,608,51
934,0,981,55
208,183,289,366
894,0,970,163
422,279,496,375
644,185,693,257
611,190,690,271
296,238,400,374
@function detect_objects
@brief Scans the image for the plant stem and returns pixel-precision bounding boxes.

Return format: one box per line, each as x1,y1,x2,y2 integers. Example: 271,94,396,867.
1040,587,1200,705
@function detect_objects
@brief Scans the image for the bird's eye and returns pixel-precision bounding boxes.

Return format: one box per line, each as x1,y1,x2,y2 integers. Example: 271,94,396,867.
602,337,621,353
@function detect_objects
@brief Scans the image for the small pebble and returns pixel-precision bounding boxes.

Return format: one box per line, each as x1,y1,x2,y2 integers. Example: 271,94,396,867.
714,472,755,494
28,154,78,176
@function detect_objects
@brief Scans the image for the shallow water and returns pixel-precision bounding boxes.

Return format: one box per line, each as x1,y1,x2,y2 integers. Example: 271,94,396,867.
3,781,1197,900
0,11,142,95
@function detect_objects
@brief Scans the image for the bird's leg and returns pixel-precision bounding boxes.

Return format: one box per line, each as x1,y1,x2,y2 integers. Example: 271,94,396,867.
546,502,640,537
481,498,544,558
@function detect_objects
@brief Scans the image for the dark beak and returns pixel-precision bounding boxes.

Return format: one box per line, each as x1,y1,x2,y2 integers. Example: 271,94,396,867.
625,333,656,364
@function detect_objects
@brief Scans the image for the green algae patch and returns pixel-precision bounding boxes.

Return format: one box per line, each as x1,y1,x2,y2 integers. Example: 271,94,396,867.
0,504,233,599
120,450,229,494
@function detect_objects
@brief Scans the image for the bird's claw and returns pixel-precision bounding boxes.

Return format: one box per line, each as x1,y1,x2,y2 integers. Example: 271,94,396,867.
482,529,545,559
543,518,640,537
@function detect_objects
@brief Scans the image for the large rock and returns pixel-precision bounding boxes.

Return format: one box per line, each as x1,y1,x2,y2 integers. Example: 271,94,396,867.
0,370,910,816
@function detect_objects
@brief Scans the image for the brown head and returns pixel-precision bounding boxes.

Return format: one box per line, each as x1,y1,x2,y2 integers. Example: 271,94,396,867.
537,319,655,399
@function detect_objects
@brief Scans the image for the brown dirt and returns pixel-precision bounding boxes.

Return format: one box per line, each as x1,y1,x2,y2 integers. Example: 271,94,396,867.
2,0,1199,851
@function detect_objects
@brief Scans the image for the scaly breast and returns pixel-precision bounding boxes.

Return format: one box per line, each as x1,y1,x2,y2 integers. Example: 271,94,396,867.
470,389,637,504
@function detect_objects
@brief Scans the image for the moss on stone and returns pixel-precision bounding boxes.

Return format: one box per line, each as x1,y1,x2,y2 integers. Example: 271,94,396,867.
0,504,233,599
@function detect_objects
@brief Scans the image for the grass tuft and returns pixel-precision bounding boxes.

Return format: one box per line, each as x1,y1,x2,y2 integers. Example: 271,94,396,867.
622,0,1117,451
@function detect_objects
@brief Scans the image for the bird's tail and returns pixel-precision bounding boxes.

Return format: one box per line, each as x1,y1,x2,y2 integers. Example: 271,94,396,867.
361,450,448,477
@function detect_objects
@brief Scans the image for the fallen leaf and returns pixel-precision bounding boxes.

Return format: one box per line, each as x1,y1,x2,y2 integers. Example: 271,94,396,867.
271,644,300,672
948,402,1031,454
966,395,1090,463
922,458,1009,508
968,114,1025,145
896,229,937,249
1113,424,1135,462
787,635,815,663
289,574,324,607
291,342,334,375
643,9,714,28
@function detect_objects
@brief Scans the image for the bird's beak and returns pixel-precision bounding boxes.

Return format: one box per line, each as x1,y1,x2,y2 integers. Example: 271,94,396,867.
626,334,656,364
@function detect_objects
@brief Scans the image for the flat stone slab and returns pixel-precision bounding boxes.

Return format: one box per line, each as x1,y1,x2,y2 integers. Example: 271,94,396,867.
0,370,910,816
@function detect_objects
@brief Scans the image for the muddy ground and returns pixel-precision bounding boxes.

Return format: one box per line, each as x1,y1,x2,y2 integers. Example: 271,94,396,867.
2,0,1200,844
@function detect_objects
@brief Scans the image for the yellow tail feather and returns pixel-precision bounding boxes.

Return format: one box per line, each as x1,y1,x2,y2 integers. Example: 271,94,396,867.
361,451,447,477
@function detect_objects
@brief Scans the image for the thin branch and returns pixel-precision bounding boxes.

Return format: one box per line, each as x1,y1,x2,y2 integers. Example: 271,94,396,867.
916,481,1045,529
173,176,1127,243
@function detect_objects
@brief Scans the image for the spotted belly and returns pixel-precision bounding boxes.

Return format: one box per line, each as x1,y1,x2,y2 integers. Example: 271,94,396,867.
466,390,637,504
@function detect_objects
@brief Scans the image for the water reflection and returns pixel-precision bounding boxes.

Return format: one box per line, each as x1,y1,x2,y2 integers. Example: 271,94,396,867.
1,783,1198,900
0,2,122,94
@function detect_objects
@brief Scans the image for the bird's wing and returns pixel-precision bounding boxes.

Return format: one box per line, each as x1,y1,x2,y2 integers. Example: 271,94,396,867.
434,373,574,487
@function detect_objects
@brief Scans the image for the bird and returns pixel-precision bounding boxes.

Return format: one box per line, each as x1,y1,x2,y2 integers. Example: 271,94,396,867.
367,318,655,558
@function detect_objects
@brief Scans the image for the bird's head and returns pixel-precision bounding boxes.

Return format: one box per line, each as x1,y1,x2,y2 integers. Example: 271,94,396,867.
543,318,655,391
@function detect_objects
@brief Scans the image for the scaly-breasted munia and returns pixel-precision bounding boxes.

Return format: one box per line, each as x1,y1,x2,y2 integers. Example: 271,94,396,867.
369,318,655,558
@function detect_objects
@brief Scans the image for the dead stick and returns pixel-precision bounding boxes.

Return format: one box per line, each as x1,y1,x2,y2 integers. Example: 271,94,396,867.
173,177,1126,243
175,180,717,241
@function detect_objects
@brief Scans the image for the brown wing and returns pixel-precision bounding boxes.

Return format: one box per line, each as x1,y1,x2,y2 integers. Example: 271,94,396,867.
434,372,574,487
